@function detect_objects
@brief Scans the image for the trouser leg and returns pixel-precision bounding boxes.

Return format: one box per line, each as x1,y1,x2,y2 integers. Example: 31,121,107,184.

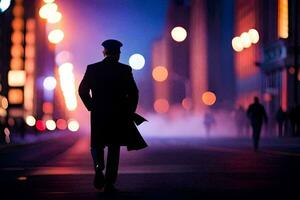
91,147,105,171
105,145,120,185
252,124,262,151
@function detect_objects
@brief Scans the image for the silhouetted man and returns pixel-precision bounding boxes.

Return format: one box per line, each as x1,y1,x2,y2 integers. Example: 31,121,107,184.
247,97,268,151
79,39,147,192
275,106,287,137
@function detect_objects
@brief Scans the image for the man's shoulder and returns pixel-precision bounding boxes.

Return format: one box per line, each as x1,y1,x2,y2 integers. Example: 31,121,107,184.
87,61,103,68
118,62,132,72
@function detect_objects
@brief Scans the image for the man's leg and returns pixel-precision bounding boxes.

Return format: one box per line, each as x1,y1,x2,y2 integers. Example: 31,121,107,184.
91,147,105,189
91,147,105,171
105,145,120,187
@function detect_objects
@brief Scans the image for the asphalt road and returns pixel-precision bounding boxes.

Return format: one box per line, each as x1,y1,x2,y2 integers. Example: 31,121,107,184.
0,132,300,200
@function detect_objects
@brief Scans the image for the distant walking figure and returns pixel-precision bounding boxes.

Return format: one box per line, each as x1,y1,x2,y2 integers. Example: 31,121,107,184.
79,39,147,192
203,111,216,137
247,97,268,151
275,106,287,137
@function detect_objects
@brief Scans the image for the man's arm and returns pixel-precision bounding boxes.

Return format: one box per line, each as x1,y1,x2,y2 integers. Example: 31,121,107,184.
126,67,139,113
78,66,92,111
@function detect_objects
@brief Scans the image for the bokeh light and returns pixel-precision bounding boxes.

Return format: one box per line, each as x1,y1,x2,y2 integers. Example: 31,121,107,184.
48,29,64,44
68,120,80,132
11,45,24,58
10,58,23,70
1,96,8,109
240,32,252,48
43,76,57,91
47,11,62,24
46,119,56,131
56,119,67,130
129,54,145,70
13,4,24,17
171,26,187,42
0,0,11,13
36,120,46,131
202,91,217,106
58,62,73,73
39,3,58,19
26,116,36,127
42,102,53,114
152,66,168,82
8,70,26,87
182,97,192,110
43,0,55,4
248,29,259,44
154,99,169,113
12,18,24,30
58,62,77,111
11,31,24,44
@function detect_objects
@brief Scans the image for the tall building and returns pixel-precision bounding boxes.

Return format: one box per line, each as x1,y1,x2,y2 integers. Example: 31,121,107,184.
233,0,261,108
258,0,300,116
0,0,67,133
152,0,236,113
151,0,190,113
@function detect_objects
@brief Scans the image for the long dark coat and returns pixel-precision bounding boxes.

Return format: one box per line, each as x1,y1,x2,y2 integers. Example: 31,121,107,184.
78,57,147,151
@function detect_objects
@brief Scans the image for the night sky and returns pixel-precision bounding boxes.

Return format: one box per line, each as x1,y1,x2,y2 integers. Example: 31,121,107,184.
58,0,170,81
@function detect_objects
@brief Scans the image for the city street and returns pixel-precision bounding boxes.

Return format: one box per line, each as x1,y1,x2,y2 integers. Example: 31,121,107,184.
1,132,300,199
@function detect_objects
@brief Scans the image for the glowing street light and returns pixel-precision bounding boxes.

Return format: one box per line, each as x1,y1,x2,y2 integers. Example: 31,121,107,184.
152,66,168,82
68,120,80,132
202,91,217,106
47,11,62,24
43,76,57,91
232,37,244,52
48,29,64,44
26,116,36,127
240,32,252,48
171,26,187,42
248,29,259,44
129,54,145,70
39,3,58,19
43,0,55,3
154,98,169,113
0,0,11,13
46,119,56,130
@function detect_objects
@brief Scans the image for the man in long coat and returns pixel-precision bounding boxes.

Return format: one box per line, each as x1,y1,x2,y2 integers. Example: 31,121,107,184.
78,39,147,192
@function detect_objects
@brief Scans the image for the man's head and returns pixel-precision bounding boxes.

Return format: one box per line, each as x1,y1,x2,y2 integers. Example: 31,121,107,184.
254,96,259,104
101,39,123,60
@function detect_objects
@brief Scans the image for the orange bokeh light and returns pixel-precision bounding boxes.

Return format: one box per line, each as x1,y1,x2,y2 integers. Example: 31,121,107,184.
202,91,217,106
152,66,168,82
12,18,24,31
43,102,53,114
26,32,35,44
10,58,23,70
25,46,35,58
11,31,24,44
13,4,24,17
11,45,24,58
8,89,23,104
154,99,169,113
182,97,192,110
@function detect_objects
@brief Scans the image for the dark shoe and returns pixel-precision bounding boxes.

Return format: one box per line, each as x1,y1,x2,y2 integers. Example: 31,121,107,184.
94,169,105,190
104,184,118,193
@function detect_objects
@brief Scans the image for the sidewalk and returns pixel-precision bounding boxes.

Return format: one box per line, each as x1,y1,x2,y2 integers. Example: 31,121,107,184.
0,130,77,150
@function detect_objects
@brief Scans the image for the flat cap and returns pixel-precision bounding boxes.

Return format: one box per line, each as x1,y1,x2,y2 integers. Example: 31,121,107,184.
101,39,123,52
